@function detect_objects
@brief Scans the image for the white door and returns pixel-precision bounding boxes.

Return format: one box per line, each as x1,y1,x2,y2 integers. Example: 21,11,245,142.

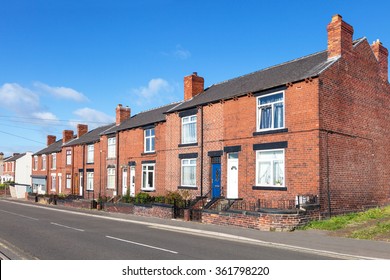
122,168,128,196
227,152,239,199
130,166,135,197
79,172,83,196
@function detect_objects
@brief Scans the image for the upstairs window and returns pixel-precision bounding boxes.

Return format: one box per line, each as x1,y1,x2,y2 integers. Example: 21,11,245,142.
257,92,284,131
144,128,155,153
107,137,116,158
87,144,94,163
51,153,56,170
33,156,38,171
182,115,197,144
42,155,46,170
66,150,72,165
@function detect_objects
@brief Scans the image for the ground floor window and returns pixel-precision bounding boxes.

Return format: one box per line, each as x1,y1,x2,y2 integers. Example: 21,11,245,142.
141,164,155,191
107,168,115,189
181,159,196,187
87,172,94,191
66,174,71,189
256,149,285,187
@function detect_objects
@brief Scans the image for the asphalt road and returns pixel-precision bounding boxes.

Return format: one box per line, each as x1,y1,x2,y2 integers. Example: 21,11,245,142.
0,200,338,260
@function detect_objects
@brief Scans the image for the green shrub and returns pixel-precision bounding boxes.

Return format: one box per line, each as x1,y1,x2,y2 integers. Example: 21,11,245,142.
135,192,152,204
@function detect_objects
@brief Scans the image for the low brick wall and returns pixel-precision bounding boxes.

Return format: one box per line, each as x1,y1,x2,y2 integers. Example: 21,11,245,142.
103,202,174,219
202,208,321,231
56,199,94,209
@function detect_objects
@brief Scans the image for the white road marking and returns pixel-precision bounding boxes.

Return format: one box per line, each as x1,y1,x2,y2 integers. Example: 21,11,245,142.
50,222,85,232
0,209,39,221
106,235,178,254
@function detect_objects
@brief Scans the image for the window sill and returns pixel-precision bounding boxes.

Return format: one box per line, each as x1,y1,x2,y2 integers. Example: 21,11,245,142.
178,186,198,190
253,128,288,136
141,152,156,156
141,189,156,192
252,186,287,191
86,162,94,165
178,142,198,148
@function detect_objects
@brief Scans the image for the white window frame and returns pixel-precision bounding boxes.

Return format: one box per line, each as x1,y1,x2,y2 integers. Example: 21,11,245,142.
181,159,197,187
256,91,285,132
51,174,56,191
33,156,38,171
66,174,71,189
66,150,72,165
144,128,155,153
51,153,56,170
107,137,116,158
181,115,197,144
42,155,46,171
107,168,115,189
256,149,285,187
87,172,94,191
87,144,94,163
141,163,155,191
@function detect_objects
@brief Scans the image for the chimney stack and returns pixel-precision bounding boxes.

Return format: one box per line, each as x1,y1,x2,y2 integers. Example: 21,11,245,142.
77,124,88,138
47,135,57,146
62,130,74,144
371,39,389,82
184,72,204,101
116,104,131,126
327,14,354,59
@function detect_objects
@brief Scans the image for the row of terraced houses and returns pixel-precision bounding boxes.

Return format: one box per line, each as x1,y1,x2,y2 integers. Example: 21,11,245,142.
28,15,389,225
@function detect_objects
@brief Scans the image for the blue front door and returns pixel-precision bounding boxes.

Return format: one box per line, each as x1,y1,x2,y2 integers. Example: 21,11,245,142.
211,161,221,198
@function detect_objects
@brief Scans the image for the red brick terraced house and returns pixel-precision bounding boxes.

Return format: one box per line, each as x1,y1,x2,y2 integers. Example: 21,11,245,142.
162,14,390,216
101,102,180,198
29,15,390,227
62,123,115,198
31,135,64,194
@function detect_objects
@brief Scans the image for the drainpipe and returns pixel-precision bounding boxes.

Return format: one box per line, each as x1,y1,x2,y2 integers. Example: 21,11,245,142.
82,144,85,198
200,106,204,197
116,132,120,197
326,131,332,218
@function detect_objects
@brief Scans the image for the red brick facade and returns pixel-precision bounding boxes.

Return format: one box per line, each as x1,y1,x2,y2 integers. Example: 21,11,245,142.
31,15,390,222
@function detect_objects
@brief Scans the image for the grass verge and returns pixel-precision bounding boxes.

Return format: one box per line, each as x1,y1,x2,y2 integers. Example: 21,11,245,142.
300,205,390,241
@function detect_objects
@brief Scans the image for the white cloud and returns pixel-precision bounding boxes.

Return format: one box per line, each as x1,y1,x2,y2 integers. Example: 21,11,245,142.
34,82,89,102
31,111,60,125
71,107,115,129
132,78,174,106
0,83,40,113
174,45,191,59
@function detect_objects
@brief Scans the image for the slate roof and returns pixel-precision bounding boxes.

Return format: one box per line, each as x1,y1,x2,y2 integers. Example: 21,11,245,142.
102,102,181,135
33,139,63,156
4,153,26,162
63,123,115,147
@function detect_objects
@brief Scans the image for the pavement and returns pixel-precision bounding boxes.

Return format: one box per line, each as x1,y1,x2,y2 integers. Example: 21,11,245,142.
1,197,390,260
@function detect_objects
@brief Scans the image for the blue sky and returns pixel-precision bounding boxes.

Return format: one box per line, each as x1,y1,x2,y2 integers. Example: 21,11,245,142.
0,0,389,156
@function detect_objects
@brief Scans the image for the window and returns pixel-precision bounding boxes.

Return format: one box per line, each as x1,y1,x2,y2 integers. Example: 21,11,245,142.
144,128,155,153
33,156,38,171
181,159,196,187
108,137,116,158
87,144,94,163
257,92,284,131
141,164,155,191
66,174,71,189
182,115,197,144
42,155,46,170
87,172,94,191
51,153,56,170
107,168,115,189
66,150,72,165
51,175,56,191
256,149,285,187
